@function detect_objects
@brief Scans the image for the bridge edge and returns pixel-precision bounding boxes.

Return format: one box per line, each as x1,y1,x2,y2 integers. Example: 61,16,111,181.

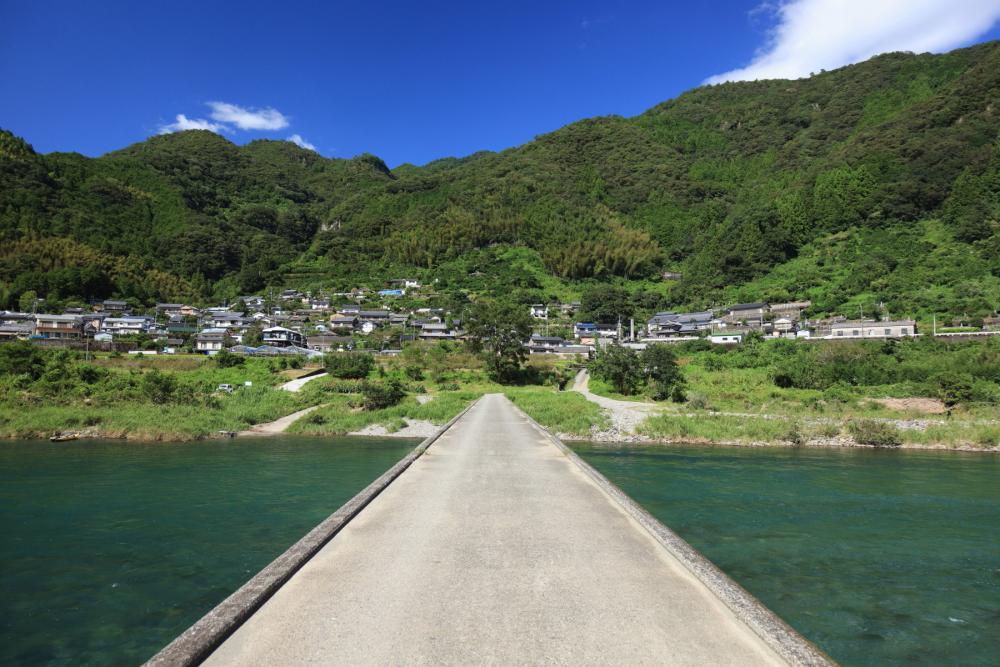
510,397,837,667
143,397,481,667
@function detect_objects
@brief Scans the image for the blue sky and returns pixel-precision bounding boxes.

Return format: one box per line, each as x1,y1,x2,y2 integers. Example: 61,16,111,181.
2,0,999,166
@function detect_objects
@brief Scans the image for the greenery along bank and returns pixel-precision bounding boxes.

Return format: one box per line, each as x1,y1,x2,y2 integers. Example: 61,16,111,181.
2,41,1000,321
2,331,999,448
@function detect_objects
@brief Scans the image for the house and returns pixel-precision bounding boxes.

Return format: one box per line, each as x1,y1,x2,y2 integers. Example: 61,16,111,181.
237,296,265,312
156,303,185,317
99,299,129,313
357,310,391,334
829,320,916,339
526,334,590,356
34,314,82,339
280,289,304,301
418,322,461,341
330,315,359,331
195,328,231,354
770,301,811,321
0,311,34,325
646,311,714,337
0,323,33,340
560,302,580,315
166,315,198,335
526,334,565,352
210,312,251,329
529,304,549,319
338,304,362,315
574,322,597,342
773,317,795,334
982,316,1000,331
390,278,420,289
724,303,769,324
306,334,353,353
389,313,410,327
710,332,744,345
595,323,619,340
261,326,305,348
309,297,331,311
102,316,154,336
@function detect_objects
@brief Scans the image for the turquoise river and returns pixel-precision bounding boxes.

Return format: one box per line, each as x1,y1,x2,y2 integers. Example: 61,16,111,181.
1,436,997,665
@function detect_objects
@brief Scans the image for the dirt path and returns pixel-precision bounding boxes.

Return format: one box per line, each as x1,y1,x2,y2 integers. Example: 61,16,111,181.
279,372,328,392
571,370,663,439
239,405,321,436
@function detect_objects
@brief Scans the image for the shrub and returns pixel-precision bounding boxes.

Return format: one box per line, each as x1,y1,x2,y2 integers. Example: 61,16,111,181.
214,350,244,368
140,370,177,404
783,421,804,446
848,420,901,448
590,345,644,395
932,372,974,407
687,393,712,411
361,379,405,411
0,340,47,379
306,412,326,425
325,353,375,379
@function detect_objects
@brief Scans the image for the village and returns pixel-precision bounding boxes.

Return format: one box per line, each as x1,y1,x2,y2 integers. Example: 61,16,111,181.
4,278,1000,357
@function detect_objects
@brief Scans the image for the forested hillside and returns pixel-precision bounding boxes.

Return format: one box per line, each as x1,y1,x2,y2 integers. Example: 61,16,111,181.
2,41,999,317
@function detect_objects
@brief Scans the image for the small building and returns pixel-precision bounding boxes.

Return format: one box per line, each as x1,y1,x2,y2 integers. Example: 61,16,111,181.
306,334,353,353
100,299,129,313
770,301,811,321
710,333,744,345
390,278,421,289
156,303,185,317
418,322,461,341
195,328,230,354
529,304,549,319
724,303,769,324
830,320,916,339
773,317,795,334
330,315,359,331
0,323,33,340
357,310,391,333
661,271,683,281
103,316,153,336
378,289,405,297
262,326,305,348
574,322,597,339
210,312,252,329
34,314,82,340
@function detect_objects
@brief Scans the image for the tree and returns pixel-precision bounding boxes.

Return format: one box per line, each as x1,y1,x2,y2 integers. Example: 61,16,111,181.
642,344,686,401
0,340,47,379
579,285,631,324
243,324,263,347
140,370,177,404
18,290,37,313
590,344,644,395
324,353,375,379
465,300,534,383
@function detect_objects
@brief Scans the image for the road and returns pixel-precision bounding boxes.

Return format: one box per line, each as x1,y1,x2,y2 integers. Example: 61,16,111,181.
204,393,794,665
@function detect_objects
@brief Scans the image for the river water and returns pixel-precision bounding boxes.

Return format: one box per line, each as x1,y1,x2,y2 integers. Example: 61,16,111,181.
2,438,997,665
0,436,418,665
572,442,1000,666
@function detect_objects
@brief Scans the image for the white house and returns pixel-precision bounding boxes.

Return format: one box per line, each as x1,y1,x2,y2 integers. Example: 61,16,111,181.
195,328,230,354
261,326,305,348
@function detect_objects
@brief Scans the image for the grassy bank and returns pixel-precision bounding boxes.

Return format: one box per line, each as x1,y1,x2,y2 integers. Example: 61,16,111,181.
503,386,609,436
0,386,305,440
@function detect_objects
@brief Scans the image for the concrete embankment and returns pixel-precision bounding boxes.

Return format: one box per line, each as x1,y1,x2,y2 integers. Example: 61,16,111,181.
151,393,830,666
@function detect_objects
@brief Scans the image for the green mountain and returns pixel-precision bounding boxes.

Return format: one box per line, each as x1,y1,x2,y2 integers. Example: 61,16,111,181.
2,41,999,318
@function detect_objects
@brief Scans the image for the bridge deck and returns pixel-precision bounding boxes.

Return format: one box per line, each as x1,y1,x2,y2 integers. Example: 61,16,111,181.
204,394,788,665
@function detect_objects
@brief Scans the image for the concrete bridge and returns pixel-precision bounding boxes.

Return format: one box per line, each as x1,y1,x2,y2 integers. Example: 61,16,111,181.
148,394,833,666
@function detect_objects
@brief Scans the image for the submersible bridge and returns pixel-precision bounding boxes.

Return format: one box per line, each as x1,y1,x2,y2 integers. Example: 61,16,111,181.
147,394,833,666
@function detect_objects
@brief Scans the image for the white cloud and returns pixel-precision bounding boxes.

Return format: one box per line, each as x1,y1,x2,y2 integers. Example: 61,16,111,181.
287,134,317,151
158,114,229,134
207,101,289,130
706,0,1000,83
